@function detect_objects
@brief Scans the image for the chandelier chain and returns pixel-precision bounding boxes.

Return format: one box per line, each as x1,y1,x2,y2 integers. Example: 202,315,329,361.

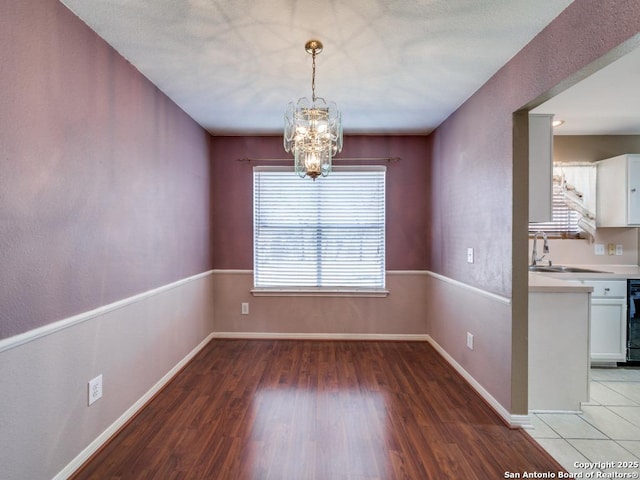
311,49,317,102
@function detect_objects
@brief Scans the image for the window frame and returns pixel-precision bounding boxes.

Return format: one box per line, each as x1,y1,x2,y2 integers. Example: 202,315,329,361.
252,165,388,297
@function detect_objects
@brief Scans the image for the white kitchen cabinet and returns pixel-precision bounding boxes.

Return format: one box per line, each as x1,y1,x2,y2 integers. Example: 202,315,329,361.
596,154,640,226
529,114,554,223
580,279,627,365
591,299,626,364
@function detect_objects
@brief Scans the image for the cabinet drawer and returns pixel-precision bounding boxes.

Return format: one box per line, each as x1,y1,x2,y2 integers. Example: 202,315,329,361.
582,280,626,298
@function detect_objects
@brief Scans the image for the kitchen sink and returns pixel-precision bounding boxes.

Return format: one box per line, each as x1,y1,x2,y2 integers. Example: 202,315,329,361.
528,265,612,274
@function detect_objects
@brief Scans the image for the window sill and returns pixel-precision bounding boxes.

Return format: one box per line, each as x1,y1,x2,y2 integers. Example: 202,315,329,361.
251,287,389,298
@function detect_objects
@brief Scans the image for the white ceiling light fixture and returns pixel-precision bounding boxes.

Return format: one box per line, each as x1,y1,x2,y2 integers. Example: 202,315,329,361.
284,40,343,180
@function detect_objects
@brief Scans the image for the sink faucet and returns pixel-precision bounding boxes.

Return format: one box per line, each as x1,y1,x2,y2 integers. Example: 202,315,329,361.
531,231,550,266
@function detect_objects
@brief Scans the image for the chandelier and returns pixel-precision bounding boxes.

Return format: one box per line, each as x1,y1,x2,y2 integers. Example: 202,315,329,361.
284,40,343,180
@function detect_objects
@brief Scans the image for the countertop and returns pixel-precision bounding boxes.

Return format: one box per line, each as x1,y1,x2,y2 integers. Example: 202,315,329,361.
529,264,640,293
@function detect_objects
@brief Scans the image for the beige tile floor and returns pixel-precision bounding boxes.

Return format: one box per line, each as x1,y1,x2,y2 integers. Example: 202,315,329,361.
527,367,640,477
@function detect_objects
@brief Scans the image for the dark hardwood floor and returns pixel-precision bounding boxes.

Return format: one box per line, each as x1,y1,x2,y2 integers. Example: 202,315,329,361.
73,340,563,479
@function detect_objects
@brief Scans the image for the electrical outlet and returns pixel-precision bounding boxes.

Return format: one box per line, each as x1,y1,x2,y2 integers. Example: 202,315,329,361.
594,244,605,255
88,375,102,406
466,332,474,350
467,247,474,264
241,302,249,315
608,243,615,255
616,244,624,255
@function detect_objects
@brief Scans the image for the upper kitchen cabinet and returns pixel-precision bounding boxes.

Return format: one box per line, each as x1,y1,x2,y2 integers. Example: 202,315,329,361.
597,154,640,227
529,114,554,223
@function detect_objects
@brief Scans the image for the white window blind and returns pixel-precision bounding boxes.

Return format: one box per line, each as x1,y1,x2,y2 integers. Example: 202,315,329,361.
529,164,595,238
528,182,581,237
253,166,386,289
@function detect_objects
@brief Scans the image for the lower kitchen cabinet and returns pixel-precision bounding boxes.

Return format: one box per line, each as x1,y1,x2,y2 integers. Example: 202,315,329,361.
591,298,626,363
581,280,627,365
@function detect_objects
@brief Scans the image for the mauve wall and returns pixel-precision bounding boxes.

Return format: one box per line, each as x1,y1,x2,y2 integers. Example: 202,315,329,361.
428,0,640,413
211,135,430,270
0,0,213,340
430,0,640,298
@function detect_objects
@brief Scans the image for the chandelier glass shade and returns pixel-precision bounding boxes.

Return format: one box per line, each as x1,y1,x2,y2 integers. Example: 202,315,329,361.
284,40,343,180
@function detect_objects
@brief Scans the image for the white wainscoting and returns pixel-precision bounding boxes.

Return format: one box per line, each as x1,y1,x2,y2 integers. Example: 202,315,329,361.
211,270,430,336
0,271,215,480
2,269,527,479
424,272,523,425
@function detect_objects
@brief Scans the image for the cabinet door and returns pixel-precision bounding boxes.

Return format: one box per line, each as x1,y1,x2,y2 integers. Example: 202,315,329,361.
591,298,627,363
627,157,640,225
529,114,553,222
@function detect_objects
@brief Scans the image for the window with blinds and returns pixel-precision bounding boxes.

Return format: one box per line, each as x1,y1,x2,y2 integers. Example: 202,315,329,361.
528,183,582,238
253,166,386,289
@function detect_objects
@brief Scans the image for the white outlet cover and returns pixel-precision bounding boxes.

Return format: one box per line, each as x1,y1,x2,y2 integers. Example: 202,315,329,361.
594,244,605,255
616,244,624,255
467,247,474,264
88,374,103,406
466,332,474,350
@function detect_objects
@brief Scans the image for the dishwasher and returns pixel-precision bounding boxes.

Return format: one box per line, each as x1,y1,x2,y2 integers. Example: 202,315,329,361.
627,279,640,362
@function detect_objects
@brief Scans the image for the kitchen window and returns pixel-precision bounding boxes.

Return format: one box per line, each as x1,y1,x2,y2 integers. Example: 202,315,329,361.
529,163,596,239
253,166,386,294
528,182,582,238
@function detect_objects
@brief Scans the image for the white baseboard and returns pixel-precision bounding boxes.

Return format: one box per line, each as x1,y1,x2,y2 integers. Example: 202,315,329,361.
213,332,530,428
54,333,215,480
529,409,582,415
212,332,530,427
426,336,532,429
212,332,431,341
56,330,529,480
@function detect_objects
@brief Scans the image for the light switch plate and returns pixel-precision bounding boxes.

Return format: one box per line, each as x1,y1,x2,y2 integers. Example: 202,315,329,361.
594,244,605,255
467,247,474,264
616,244,624,255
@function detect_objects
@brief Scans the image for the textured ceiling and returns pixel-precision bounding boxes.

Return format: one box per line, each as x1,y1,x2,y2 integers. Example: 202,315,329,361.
60,0,575,135
533,46,640,135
